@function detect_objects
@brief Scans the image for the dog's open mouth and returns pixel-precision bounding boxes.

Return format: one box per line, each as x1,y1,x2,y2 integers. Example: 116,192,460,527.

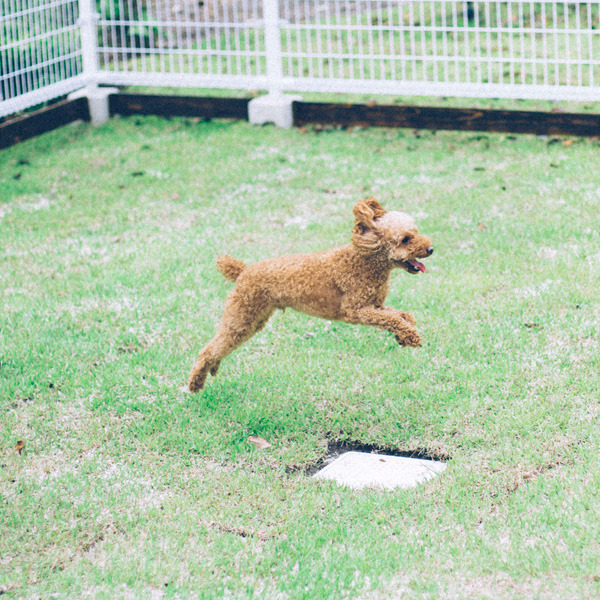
404,259,427,273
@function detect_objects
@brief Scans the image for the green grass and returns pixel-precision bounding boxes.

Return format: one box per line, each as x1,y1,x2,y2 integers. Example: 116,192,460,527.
1,116,600,599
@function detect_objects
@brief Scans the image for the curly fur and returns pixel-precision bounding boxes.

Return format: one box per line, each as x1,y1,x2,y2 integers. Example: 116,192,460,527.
217,255,246,282
188,197,434,392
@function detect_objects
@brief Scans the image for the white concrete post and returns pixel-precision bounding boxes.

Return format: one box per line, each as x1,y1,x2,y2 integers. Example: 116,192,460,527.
248,0,300,128
69,0,117,125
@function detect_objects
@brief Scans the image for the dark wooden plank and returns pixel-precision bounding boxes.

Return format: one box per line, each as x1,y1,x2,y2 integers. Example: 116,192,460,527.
293,102,600,137
4,94,600,150
110,94,250,120
0,98,90,150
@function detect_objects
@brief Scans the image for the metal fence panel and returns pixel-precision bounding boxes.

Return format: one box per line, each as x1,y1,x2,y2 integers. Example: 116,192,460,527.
93,0,600,101
95,0,269,89
1,0,600,121
278,0,600,100
0,0,86,117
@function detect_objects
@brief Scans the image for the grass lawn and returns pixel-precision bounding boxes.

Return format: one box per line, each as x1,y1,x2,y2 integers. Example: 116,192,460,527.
1,115,599,599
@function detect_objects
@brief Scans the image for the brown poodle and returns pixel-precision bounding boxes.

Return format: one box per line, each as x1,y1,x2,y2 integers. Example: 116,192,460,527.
188,197,433,392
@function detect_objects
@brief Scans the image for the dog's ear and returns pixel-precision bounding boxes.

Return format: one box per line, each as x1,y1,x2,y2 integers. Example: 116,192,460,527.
351,197,386,251
352,197,386,234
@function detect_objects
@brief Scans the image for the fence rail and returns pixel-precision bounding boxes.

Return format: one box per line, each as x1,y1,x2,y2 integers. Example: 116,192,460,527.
2,0,600,119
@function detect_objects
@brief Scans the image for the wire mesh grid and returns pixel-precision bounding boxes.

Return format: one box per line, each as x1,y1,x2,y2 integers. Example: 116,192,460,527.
94,0,600,98
96,0,268,86
0,0,84,114
278,0,600,96
2,0,600,120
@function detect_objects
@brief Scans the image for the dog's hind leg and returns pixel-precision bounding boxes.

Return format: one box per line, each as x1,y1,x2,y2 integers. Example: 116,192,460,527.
188,289,275,392
187,341,226,392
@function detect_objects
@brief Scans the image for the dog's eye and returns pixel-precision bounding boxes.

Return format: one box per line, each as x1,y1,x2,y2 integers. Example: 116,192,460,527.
401,236,410,244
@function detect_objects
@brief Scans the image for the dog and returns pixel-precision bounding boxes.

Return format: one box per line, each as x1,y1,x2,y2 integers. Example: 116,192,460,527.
188,197,433,392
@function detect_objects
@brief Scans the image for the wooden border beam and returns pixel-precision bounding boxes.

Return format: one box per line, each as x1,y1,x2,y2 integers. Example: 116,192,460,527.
3,94,600,151
0,97,89,150
293,101,600,137
109,94,250,120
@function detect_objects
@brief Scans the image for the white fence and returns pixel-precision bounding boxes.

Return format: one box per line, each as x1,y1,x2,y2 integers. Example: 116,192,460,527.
2,0,600,119
0,0,87,116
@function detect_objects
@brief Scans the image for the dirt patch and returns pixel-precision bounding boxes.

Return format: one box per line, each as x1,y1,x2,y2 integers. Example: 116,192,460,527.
301,439,450,476
199,519,275,541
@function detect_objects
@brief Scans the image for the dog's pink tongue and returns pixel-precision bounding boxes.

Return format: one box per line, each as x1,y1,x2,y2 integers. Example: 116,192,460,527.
408,259,426,273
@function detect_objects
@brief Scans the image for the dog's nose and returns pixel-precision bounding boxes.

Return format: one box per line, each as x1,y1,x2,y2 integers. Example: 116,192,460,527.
426,246,434,256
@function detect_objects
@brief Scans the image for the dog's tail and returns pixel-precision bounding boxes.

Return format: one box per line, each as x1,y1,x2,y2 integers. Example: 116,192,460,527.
217,255,247,282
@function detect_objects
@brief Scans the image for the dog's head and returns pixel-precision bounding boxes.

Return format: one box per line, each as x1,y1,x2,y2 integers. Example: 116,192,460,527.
351,197,433,274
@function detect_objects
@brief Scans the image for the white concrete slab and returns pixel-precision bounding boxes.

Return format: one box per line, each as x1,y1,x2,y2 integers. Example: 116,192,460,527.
248,93,301,128
313,451,446,491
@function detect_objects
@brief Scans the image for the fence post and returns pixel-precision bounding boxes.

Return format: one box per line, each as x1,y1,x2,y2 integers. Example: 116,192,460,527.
79,0,100,87
248,0,300,128
263,0,283,96
69,0,117,125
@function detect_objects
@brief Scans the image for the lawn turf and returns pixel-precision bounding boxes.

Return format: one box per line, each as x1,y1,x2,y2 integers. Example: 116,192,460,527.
1,116,599,599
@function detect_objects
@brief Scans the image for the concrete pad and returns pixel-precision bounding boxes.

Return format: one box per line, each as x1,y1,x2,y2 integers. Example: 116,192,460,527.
313,451,446,491
248,93,301,129
68,86,119,126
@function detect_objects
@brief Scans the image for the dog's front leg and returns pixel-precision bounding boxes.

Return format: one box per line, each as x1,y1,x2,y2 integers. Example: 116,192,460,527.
342,305,422,347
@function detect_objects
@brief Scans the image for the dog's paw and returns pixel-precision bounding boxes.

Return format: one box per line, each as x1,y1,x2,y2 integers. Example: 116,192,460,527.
187,373,206,393
400,311,417,326
395,331,422,347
